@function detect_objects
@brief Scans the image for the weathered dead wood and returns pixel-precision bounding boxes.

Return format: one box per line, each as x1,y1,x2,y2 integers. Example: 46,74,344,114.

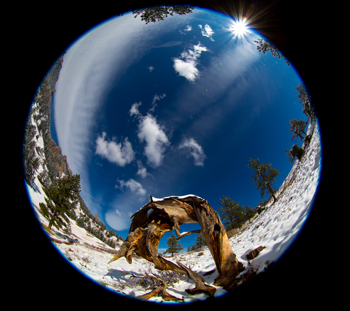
120,270,184,302
137,286,163,301
176,229,201,241
109,195,244,296
177,261,216,297
190,199,245,289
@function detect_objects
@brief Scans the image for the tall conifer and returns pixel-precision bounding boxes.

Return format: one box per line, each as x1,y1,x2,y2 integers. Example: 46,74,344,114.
164,233,183,257
248,158,280,203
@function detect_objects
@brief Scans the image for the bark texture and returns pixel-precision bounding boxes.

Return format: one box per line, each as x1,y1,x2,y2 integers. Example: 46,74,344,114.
109,195,244,299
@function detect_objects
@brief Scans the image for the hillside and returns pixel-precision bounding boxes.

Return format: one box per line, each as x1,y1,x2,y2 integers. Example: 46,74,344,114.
24,90,321,304
23,58,123,251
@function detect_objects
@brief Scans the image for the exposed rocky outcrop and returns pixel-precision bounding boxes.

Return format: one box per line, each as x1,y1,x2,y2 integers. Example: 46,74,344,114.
48,138,72,176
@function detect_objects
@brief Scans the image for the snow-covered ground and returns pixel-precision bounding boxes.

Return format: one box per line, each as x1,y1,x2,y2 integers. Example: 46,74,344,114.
25,107,322,304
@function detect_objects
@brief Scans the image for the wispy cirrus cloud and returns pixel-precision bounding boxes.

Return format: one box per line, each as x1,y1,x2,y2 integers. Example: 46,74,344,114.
172,42,208,82
150,93,166,112
199,24,214,41
179,137,206,166
95,132,135,166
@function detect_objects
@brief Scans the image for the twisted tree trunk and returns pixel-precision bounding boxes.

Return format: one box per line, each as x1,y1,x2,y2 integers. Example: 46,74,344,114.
109,195,244,298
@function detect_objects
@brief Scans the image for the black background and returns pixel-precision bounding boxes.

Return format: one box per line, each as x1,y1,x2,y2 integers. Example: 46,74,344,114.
10,0,338,308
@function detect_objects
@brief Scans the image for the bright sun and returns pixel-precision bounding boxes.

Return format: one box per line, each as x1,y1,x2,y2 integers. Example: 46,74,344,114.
230,18,249,38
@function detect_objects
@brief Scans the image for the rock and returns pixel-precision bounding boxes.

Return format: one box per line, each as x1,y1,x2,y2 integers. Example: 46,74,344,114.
48,139,72,176
245,246,265,260
226,228,238,239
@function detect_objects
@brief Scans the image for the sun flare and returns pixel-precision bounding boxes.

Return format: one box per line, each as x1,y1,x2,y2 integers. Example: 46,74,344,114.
230,18,249,38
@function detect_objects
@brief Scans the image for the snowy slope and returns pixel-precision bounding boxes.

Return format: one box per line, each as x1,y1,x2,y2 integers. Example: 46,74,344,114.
25,109,321,303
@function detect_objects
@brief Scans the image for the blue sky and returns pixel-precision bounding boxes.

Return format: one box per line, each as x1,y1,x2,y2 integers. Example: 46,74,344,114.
51,8,306,253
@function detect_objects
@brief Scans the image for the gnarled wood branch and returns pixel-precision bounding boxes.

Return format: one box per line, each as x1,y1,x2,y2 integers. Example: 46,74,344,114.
109,195,244,298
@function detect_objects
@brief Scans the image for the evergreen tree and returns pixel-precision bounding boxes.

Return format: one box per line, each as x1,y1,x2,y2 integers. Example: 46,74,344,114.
195,232,207,248
244,206,256,222
295,82,315,121
255,38,290,66
285,144,304,163
248,158,280,203
39,174,81,230
289,118,307,142
163,233,183,257
23,117,41,187
218,196,248,230
133,5,194,24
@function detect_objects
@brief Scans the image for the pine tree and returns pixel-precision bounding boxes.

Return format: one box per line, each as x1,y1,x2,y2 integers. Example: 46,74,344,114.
163,233,183,257
39,174,81,230
219,196,247,230
219,196,237,230
195,232,207,248
248,158,280,203
244,206,256,222
255,38,290,66
285,144,304,163
295,82,315,121
289,118,307,142
133,5,194,24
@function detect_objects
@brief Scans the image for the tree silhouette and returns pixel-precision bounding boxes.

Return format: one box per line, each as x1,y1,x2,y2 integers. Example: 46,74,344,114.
255,38,290,66
248,158,280,203
133,5,194,24
289,118,307,142
295,82,315,121
285,144,304,163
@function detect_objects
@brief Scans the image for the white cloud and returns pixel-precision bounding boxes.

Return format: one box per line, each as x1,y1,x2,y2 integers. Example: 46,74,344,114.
137,114,170,167
199,24,214,41
130,101,142,117
172,42,208,82
136,160,148,178
115,209,121,217
148,66,154,72
116,179,147,196
149,93,166,112
179,137,206,166
151,93,166,106
179,25,192,35
95,132,135,166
